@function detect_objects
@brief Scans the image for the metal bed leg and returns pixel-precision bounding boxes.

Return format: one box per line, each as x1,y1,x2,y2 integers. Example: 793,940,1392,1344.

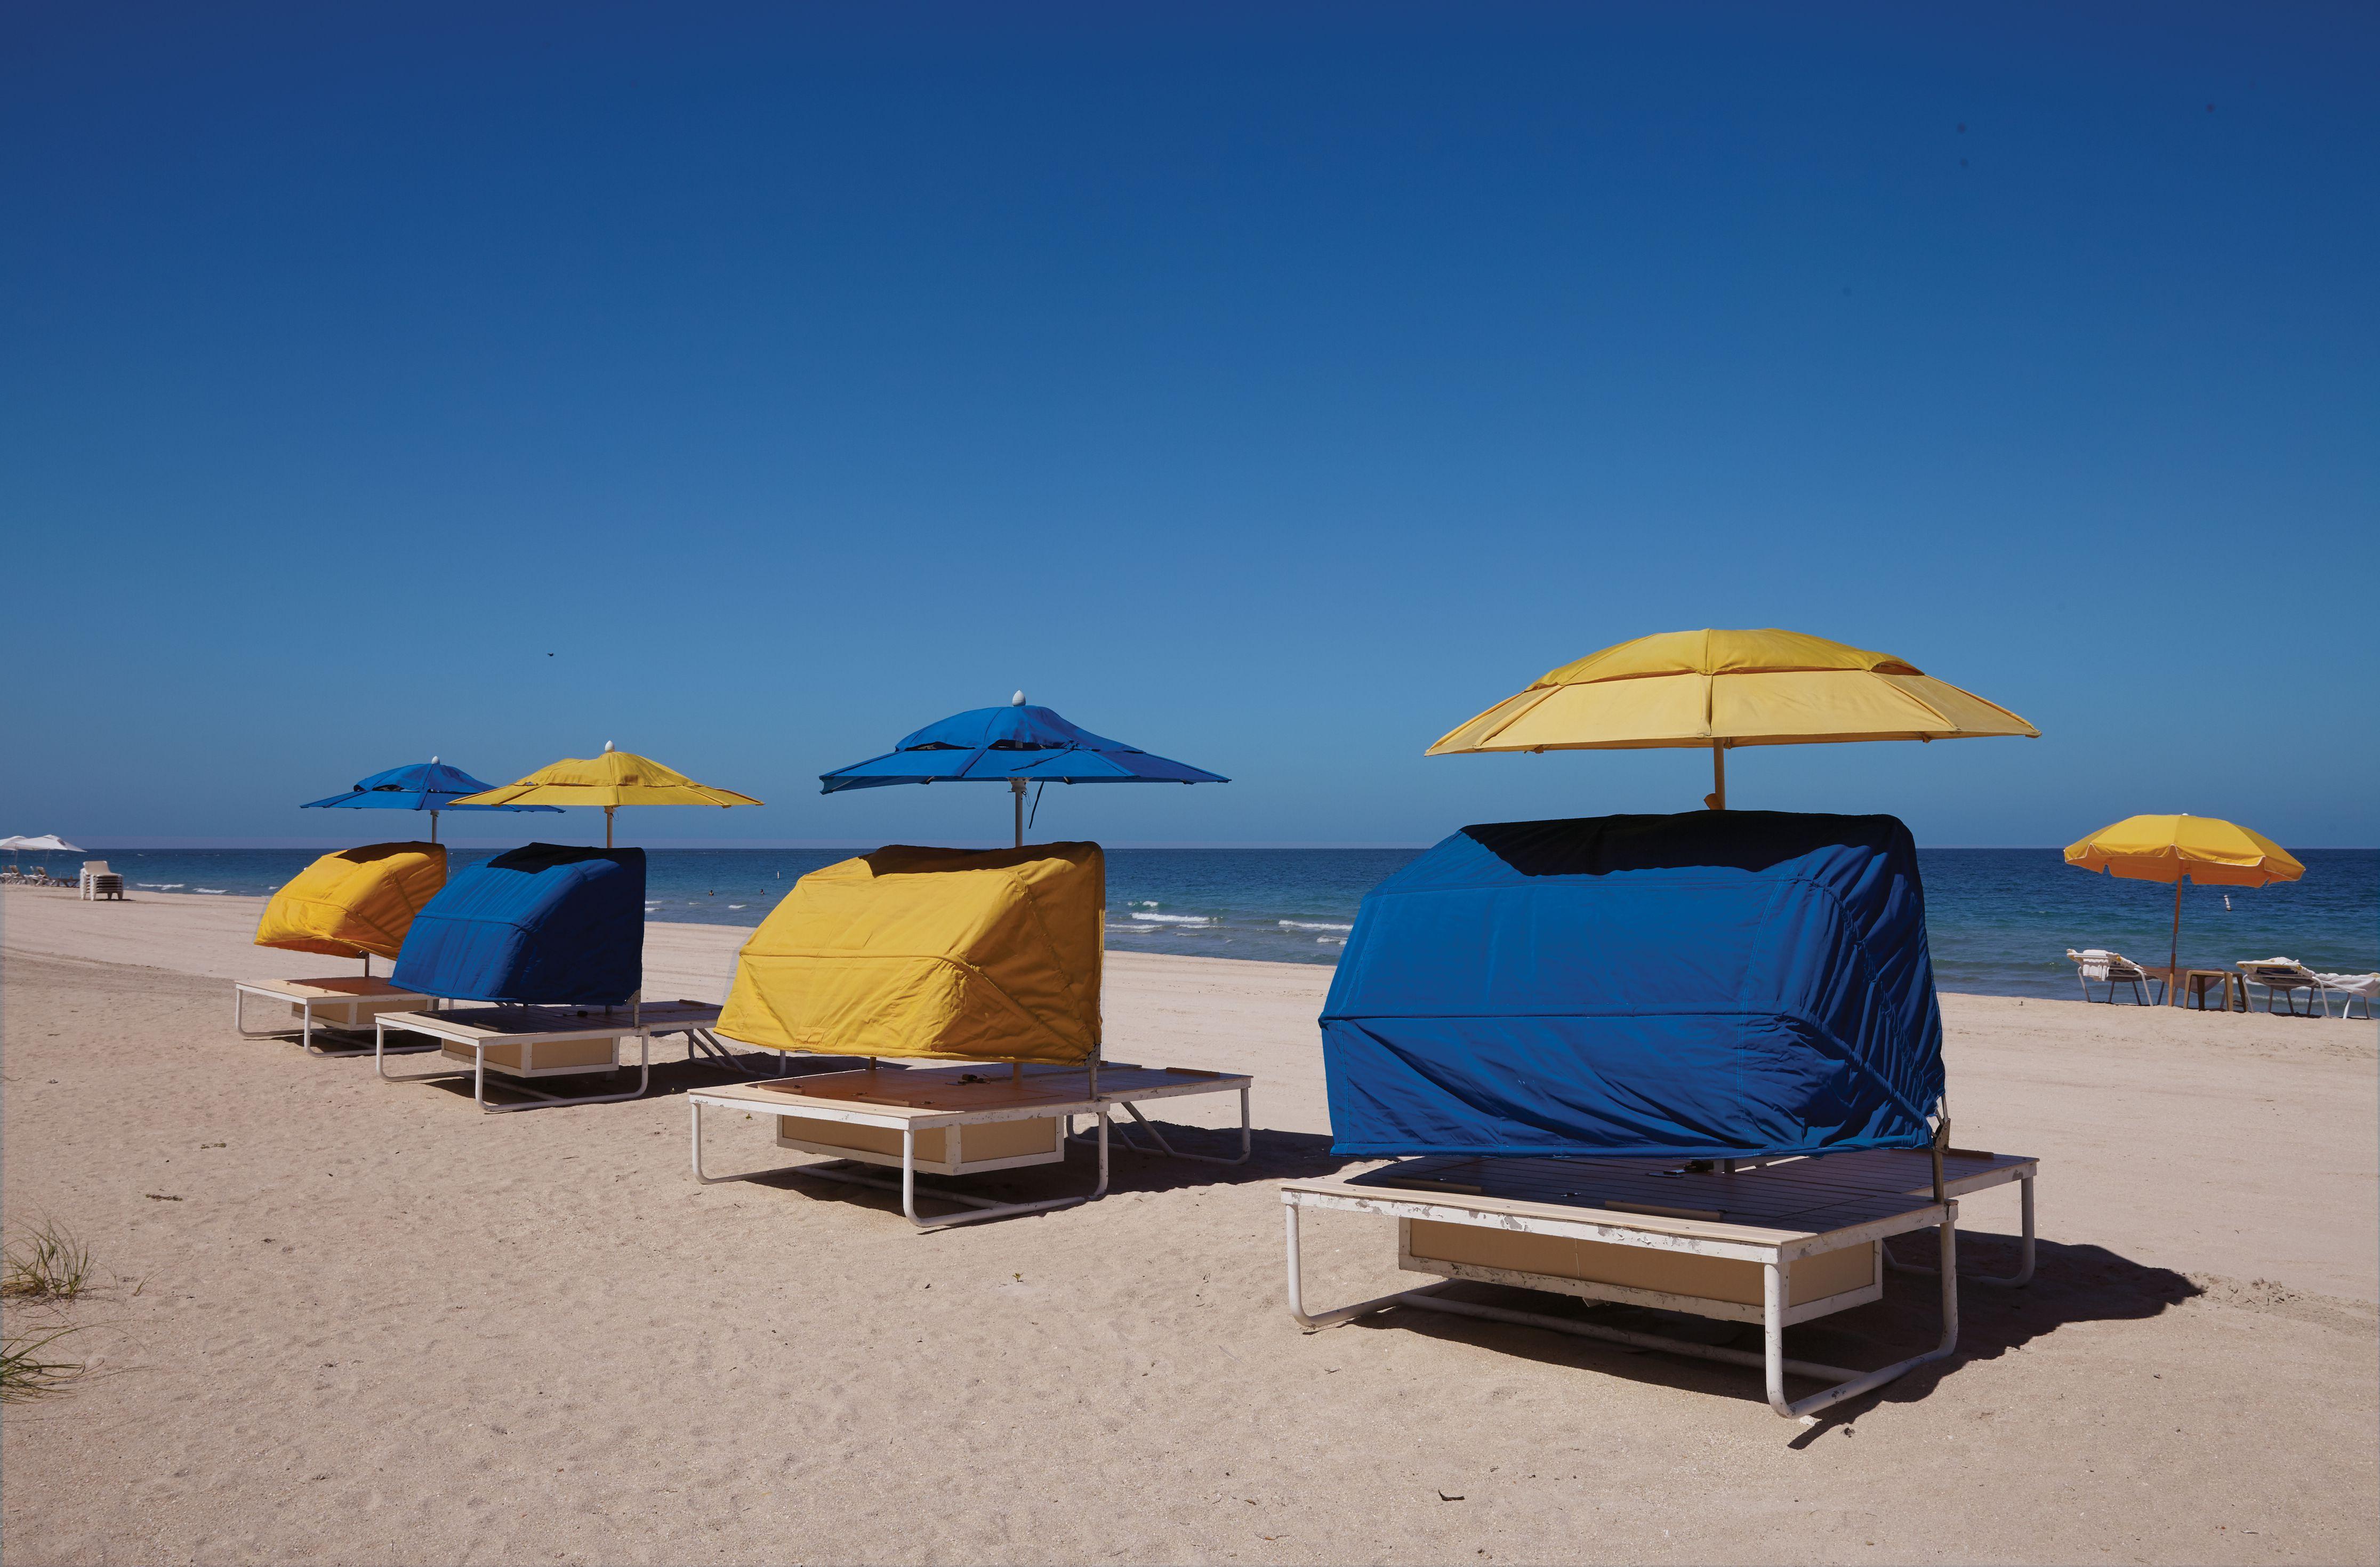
1885,1174,2033,1286
1765,1206,1959,1422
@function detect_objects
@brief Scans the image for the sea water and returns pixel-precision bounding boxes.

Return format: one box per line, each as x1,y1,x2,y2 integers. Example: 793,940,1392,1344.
72,844,2377,1001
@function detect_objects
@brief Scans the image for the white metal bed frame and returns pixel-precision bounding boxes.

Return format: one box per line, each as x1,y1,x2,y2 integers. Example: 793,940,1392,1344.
1281,1148,2037,1424
372,999,733,1113
233,976,441,1055
688,1059,1253,1231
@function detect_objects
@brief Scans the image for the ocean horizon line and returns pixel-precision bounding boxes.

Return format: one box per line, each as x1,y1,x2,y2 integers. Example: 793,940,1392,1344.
57,837,2380,852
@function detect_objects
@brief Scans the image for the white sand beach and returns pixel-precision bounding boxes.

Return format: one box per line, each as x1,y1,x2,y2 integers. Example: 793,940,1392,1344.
3,883,2375,1565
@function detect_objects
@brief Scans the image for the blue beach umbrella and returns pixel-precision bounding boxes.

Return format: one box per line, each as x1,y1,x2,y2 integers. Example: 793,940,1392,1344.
821,693,1228,846
302,758,564,844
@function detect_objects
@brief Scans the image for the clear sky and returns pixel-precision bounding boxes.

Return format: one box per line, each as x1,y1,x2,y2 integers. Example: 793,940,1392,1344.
5,3,2373,849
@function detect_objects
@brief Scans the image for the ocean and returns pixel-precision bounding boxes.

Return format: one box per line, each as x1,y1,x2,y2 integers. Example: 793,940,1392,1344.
60,844,2378,1001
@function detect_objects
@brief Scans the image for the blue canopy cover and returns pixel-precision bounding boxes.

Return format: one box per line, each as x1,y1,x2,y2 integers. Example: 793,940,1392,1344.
819,704,1227,792
304,760,564,815
1320,811,1944,1161
391,844,645,1005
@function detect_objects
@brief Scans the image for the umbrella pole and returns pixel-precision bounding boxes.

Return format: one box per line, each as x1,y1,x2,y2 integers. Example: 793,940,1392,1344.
606,806,615,850
2170,877,2183,1003
1708,743,1727,810
1011,780,1025,848
430,809,439,845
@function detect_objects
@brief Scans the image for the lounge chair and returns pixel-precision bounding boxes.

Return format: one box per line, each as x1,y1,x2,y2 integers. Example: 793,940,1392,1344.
237,843,447,1051
373,843,737,1111
2067,948,2165,1005
1291,811,2037,1425
2315,972,2379,1021
78,863,124,901
690,843,1252,1229
2237,958,2329,1017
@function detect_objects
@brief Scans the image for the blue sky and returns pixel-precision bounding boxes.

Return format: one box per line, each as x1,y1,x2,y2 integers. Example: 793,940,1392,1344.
5,2,2373,848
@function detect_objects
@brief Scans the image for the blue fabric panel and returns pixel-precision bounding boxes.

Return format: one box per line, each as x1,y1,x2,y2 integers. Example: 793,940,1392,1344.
821,703,1228,792
302,759,562,814
391,844,645,1004
1320,811,1943,1160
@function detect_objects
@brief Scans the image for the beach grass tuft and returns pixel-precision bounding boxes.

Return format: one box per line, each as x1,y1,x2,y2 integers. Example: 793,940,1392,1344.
0,1325,86,1402
3,1218,95,1303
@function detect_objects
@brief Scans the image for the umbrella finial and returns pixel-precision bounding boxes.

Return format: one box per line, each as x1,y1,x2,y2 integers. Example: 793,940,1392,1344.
604,740,614,751
1011,690,1026,706
430,755,438,764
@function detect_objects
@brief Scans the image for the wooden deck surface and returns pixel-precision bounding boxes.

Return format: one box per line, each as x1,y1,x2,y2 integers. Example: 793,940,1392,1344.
697,1060,1245,1118
388,1000,723,1039
242,976,425,1001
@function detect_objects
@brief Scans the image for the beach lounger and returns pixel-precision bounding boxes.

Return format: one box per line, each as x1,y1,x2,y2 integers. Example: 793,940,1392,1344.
78,862,124,900
375,998,731,1111
374,843,745,1110
235,975,443,1053
2067,948,2165,1005
2315,972,2379,1020
2236,958,2329,1017
1285,1145,2037,1424
1299,811,2021,1424
238,843,447,1048
689,1059,1251,1229
696,842,1253,1227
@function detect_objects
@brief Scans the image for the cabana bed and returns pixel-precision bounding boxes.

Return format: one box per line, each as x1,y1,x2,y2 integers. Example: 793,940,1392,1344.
1293,811,2040,1423
371,843,712,1111
238,842,447,1051
694,842,1252,1228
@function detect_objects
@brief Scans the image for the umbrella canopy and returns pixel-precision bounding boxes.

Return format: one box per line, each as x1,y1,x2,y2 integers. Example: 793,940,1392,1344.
2064,814,2305,888
1,833,84,855
819,694,1227,846
302,758,564,843
2064,814,2305,985
449,743,762,847
1427,628,2037,807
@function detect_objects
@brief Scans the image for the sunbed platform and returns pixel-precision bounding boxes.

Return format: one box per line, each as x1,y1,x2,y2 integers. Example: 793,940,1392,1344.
373,1000,734,1112
234,977,437,1053
688,1060,1252,1230
1281,1146,2037,1424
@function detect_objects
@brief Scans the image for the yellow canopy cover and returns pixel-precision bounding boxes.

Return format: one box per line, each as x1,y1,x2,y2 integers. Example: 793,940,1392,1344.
1428,628,2039,753
719,843,1103,1064
2063,815,2304,888
448,747,762,808
254,842,447,960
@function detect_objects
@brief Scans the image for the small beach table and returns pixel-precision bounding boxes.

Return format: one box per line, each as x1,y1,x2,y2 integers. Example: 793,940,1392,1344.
373,1000,730,1112
1281,1146,2038,1424
688,1060,1253,1230
234,976,439,1054
2180,969,2247,1011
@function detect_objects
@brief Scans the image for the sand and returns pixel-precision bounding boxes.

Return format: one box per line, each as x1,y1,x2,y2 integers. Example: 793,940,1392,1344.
2,883,2374,1565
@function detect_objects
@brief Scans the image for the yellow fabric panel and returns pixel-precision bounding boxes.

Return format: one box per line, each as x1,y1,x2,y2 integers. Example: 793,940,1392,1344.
253,842,446,960
1468,674,1712,751
720,842,1103,1064
1535,628,1918,686
2063,815,2304,887
449,749,761,808
1710,669,1949,742
1426,628,2036,753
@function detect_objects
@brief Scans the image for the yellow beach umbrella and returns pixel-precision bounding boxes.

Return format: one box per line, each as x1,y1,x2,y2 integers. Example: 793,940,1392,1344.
451,743,763,847
2064,814,2304,984
1428,628,2038,807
